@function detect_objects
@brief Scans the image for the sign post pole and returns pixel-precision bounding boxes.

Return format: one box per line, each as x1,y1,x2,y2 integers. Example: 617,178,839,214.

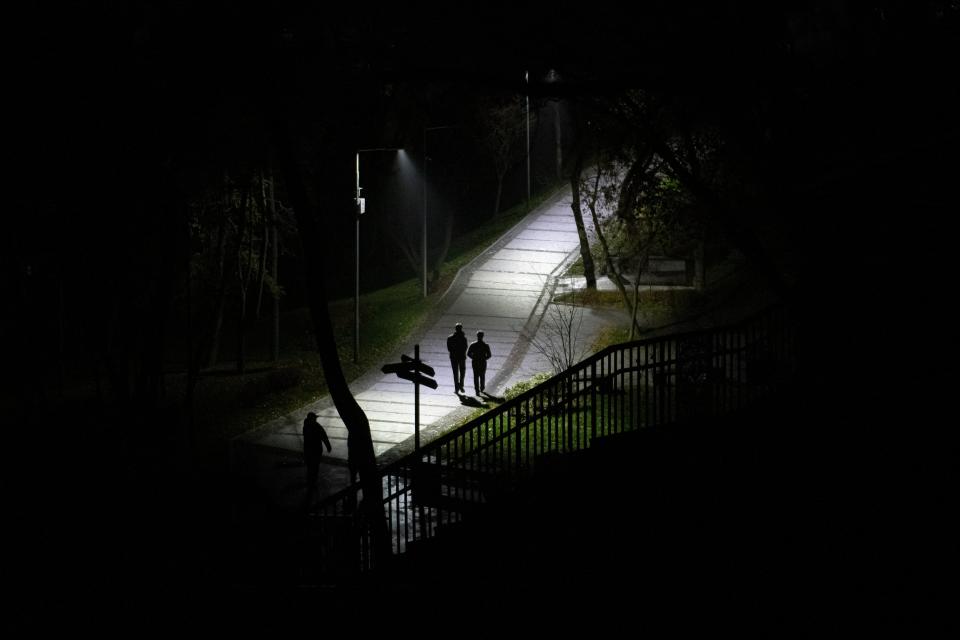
414,344,420,454
380,346,437,455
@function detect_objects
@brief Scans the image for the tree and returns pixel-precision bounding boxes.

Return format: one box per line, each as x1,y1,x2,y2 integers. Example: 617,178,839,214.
269,29,394,565
476,93,529,216
569,150,598,290
569,112,705,338
601,90,786,296
527,290,588,376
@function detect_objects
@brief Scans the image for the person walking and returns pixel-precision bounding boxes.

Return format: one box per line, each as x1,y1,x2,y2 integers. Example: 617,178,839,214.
446,322,468,393
302,411,332,508
467,330,492,395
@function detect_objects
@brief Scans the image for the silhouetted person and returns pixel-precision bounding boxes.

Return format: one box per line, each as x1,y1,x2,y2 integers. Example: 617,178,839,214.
303,411,331,508
447,322,468,393
467,330,492,395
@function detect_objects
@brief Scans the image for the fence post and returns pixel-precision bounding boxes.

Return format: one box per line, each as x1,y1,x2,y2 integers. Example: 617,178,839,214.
566,374,574,453
514,402,522,478
590,360,597,445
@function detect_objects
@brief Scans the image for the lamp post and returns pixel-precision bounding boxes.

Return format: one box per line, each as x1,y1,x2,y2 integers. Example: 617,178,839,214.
354,147,402,363
422,125,455,298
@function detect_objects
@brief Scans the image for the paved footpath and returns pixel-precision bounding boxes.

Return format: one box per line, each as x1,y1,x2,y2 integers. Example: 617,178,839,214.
233,187,591,506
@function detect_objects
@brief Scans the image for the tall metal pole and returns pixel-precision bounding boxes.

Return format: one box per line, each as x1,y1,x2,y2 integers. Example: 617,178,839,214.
414,343,420,453
354,152,360,364
526,70,531,208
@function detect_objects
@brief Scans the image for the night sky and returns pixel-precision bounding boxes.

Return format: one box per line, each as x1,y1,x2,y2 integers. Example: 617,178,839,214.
5,2,958,634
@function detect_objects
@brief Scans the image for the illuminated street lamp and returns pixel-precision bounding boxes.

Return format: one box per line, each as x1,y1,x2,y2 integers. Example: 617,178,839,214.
355,147,402,363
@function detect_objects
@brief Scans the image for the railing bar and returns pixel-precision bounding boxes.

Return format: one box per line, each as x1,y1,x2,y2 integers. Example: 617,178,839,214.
625,347,630,432
396,474,402,553
711,331,718,415
606,352,611,436
630,345,636,432
671,338,677,424
404,472,410,550
446,438,453,506
459,432,465,503
548,385,554,455
720,330,726,413
469,420,475,503
515,402,522,476
573,369,578,450
656,341,662,427
618,347,624,434
525,396,532,467
661,340,677,424
654,341,659,427
578,370,584,450
498,411,504,477
611,349,616,434
566,368,573,453
461,437,467,503
665,339,671,425
624,347,629,433
713,331,727,413
536,390,542,460
733,329,745,409
643,342,648,429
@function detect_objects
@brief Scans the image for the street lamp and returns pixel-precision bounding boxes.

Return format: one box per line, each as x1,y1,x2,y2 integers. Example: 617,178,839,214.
355,147,402,363
422,125,455,298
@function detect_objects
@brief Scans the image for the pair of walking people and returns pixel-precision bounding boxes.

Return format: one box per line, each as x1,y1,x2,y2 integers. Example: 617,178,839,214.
446,323,491,395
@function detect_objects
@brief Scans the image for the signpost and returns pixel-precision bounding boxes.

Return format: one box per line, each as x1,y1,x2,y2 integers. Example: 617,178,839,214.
381,344,436,452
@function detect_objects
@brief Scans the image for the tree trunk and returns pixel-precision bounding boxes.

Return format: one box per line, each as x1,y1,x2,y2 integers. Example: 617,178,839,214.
584,164,641,334
273,120,391,567
391,231,422,281
493,171,505,216
629,253,648,340
693,237,706,290
236,290,247,374
254,171,269,321
235,187,251,374
206,205,230,369
570,154,597,289
269,176,280,362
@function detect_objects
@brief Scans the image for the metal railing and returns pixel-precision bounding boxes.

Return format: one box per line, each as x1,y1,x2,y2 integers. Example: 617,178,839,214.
311,303,796,575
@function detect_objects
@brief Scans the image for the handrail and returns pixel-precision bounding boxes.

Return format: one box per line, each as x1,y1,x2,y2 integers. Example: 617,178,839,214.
311,302,796,575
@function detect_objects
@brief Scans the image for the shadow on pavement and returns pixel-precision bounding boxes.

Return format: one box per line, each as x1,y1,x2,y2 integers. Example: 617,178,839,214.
458,394,489,408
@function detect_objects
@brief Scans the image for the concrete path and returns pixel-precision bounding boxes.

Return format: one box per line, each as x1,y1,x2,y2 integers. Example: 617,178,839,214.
237,187,590,481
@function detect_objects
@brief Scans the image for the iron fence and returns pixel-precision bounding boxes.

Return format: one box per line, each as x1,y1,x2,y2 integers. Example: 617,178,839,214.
311,303,795,574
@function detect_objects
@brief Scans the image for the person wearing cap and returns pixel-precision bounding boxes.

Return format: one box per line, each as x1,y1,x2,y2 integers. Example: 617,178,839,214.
446,322,468,393
302,411,332,507
467,330,492,395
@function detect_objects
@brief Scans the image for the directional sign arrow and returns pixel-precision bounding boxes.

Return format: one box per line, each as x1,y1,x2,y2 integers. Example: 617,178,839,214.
381,361,417,374
396,370,439,389
401,354,436,377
